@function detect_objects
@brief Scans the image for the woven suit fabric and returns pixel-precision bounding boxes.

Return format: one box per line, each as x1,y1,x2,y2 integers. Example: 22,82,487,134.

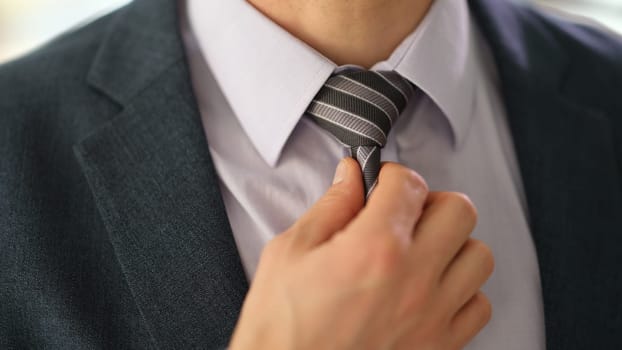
307,70,416,196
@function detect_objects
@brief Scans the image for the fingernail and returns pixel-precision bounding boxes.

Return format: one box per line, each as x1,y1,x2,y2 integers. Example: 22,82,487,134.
332,159,347,184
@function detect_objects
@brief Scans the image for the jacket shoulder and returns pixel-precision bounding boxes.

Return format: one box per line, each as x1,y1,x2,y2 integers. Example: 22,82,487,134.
0,8,124,157
0,8,121,112
526,6,622,113
0,9,124,207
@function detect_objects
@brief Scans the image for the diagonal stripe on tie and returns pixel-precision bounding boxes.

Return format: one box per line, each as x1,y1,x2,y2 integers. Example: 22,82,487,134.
307,70,416,198
326,76,400,125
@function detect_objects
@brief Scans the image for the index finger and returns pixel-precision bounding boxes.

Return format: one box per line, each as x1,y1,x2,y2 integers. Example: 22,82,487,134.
348,162,429,243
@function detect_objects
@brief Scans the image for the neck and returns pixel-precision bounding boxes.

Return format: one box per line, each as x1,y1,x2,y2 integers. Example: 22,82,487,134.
248,0,434,69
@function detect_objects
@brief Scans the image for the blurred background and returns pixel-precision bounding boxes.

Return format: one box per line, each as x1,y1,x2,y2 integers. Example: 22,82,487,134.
0,0,621,64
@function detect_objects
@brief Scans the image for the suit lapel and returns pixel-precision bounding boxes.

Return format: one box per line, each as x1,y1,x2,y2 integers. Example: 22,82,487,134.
74,0,248,348
471,0,622,348
503,88,622,349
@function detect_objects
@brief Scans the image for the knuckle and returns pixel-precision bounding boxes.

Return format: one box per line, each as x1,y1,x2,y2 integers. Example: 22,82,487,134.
469,239,495,276
484,251,496,277
399,170,429,211
403,168,429,196
368,234,404,275
477,293,493,326
446,192,478,223
395,284,436,327
409,278,435,311
383,163,429,195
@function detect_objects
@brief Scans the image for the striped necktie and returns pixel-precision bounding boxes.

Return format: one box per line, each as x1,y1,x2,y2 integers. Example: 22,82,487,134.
307,70,416,197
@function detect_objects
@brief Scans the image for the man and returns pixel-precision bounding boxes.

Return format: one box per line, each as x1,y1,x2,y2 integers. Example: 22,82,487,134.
0,0,620,348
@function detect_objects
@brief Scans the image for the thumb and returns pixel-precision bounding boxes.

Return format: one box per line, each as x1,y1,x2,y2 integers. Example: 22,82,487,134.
289,157,365,252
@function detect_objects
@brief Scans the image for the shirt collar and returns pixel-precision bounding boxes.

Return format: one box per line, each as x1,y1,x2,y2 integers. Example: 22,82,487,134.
187,0,475,166
380,0,477,148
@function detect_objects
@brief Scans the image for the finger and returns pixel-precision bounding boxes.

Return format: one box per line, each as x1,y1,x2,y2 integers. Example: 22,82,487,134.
450,291,492,348
289,157,365,252
408,192,478,275
440,239,495,313
349,162,428,244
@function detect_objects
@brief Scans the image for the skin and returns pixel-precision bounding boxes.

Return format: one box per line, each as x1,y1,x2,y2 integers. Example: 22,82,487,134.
247,0,435,68
229,160,494,349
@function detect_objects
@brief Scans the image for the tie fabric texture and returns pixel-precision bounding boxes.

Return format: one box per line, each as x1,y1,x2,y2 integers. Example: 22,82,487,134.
307,70,416,197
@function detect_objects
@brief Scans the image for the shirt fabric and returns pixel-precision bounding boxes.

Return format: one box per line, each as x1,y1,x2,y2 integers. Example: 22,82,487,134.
182,0,546,348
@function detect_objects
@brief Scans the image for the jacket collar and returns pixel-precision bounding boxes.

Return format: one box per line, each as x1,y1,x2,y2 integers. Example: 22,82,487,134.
86,0,184,105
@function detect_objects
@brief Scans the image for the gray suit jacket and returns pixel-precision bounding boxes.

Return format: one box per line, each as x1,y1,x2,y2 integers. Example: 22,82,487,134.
1,0,621,348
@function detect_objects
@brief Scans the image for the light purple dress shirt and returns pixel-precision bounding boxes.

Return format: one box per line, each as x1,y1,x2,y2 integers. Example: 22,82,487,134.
182,0,546,348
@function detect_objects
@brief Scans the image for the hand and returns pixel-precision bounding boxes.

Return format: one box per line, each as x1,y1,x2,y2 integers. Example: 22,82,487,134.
229,159,494,350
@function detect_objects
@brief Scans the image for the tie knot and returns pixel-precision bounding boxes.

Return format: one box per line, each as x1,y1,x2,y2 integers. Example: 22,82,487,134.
307,70,415,148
